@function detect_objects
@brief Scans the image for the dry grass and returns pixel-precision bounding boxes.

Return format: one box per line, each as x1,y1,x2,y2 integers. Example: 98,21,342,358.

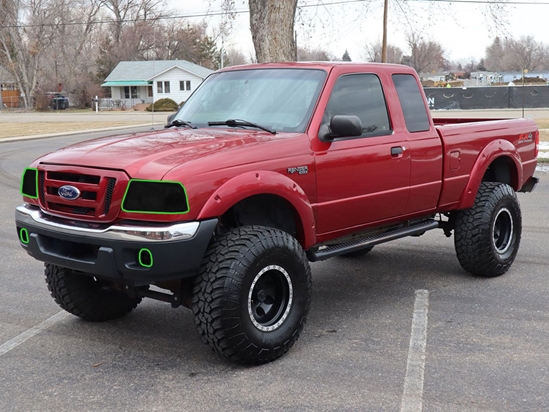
0,121,150,139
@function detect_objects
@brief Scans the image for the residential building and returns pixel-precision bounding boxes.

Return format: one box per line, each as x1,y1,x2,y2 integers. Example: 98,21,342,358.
101,60,214,109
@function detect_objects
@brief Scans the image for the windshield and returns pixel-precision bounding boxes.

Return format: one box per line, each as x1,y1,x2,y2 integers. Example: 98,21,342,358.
173,68,327,133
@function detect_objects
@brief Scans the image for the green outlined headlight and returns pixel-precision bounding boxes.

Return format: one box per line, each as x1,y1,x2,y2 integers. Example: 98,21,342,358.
122,179,190,214
21,168,39,199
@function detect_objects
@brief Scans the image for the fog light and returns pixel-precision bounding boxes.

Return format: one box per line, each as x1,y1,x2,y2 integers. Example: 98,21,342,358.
19,228,30,244
138,248,153,268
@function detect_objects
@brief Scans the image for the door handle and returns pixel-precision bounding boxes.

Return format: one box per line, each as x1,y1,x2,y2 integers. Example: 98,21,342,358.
391,146,405,156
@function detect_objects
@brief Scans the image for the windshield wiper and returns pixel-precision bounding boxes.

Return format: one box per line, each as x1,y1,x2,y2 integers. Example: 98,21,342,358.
165,119,197,129
208,119,276,135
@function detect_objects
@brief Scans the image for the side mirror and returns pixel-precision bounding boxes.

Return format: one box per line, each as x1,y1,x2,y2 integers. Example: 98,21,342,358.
319,115,363,142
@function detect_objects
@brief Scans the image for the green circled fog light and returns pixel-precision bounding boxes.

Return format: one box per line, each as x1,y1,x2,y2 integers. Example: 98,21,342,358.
138,248,153,268
19,228,30,244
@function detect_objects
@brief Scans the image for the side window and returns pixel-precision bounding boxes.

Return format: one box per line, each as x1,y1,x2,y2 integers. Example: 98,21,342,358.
324,74,391,136
392,74,431,132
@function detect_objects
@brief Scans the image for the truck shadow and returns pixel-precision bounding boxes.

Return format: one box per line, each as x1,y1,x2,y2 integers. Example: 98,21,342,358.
56,234,504,371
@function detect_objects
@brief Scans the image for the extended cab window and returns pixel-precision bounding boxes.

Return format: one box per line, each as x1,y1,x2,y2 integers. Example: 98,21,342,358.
324,74,391,137
392,74,431,132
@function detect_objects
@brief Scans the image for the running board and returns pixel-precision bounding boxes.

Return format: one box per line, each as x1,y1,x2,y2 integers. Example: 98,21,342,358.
307,219,440,262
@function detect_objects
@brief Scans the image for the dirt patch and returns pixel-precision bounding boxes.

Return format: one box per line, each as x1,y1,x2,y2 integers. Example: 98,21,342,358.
0,121,150,139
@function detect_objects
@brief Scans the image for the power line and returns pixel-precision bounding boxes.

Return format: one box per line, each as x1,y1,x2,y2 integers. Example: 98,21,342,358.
1,0,548,29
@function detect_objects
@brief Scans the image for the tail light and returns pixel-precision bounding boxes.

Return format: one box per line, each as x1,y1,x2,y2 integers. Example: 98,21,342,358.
534,130,539,158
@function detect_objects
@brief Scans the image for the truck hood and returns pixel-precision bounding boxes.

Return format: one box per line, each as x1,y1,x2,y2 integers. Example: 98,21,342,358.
35,128,301,179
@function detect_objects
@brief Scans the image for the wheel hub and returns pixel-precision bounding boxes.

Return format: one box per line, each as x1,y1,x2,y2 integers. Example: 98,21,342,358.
248,265,293,332
492,207,513,255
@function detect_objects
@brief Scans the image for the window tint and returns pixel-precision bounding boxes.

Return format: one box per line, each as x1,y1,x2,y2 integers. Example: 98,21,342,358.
392,74,430,132
177,68,326,133
324,74,390,136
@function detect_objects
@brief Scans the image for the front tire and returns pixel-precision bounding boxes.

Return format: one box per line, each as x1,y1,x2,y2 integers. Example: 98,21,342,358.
454,182,522,277
45,264,141,321
192,226,312,364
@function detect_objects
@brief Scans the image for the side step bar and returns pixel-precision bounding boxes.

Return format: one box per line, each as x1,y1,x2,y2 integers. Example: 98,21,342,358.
307,219,440,262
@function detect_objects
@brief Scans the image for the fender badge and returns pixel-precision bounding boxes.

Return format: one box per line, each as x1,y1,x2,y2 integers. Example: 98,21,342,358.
58,185,81,200
287,166,308,175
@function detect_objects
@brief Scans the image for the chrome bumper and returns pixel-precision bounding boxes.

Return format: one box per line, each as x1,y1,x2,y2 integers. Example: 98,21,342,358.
15,204,200,242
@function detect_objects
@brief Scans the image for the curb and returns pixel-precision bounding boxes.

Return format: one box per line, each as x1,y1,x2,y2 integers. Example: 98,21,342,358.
0,122,164,144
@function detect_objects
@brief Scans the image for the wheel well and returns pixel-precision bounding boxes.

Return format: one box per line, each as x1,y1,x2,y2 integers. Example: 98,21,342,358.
482,156,518,188
219,194,302,243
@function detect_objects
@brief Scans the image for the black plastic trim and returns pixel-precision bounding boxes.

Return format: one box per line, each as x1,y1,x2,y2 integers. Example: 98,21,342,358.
16,217,218,285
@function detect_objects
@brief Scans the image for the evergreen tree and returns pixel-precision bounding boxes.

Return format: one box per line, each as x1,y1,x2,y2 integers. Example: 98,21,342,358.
342,49,351,61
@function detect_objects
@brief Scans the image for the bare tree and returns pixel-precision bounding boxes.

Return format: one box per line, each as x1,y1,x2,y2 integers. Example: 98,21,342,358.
485,36,549,71
102,0,167,44
297,47,332,61
225,48,248,66
507,36,545,71
0,0,59,108
403,31,446,74
39,0,104,93
364,41,403,64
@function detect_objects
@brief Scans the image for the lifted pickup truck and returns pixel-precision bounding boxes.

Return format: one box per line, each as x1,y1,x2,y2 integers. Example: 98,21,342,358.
16,62,539,364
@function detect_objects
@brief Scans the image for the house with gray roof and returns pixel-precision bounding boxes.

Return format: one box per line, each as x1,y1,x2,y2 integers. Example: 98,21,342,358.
102,60,214,108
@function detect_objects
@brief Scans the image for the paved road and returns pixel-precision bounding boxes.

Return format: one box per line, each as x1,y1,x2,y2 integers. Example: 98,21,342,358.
1,130,548,411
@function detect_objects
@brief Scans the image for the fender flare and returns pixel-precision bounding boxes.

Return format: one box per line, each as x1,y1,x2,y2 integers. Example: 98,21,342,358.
457,139,522,210
196,170,317,249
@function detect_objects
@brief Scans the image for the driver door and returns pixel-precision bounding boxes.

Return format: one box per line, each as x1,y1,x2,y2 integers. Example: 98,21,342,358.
314,73,411,236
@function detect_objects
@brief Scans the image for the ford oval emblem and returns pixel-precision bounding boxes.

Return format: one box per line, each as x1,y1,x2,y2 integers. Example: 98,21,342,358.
58,185,81,201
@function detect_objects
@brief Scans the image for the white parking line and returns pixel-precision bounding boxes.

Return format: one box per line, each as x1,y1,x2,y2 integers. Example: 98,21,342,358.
0,311,69,357
400,289,430,412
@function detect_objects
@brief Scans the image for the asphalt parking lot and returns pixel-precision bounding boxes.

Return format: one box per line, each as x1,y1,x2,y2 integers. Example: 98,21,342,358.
1,126,548,411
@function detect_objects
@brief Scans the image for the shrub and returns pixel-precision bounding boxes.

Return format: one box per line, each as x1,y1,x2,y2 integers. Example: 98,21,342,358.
146,98,179,112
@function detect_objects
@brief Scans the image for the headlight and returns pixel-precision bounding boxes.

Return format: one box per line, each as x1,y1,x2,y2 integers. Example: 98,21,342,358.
21,168,39,199
122,179,189,214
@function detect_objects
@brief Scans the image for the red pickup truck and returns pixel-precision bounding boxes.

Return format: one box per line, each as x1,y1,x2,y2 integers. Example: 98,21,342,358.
16,62,539,364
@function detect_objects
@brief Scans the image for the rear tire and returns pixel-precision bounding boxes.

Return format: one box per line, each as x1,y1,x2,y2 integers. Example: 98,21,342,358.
454,182,522,277
192,226,312,364
45,264,141,321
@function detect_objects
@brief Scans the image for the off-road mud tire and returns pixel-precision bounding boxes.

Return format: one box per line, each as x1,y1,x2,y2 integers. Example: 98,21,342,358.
192,226,312,364
45,263,141,321
454,182,522,277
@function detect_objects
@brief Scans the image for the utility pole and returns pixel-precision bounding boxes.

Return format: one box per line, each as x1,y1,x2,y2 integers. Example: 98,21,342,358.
381,0,388,63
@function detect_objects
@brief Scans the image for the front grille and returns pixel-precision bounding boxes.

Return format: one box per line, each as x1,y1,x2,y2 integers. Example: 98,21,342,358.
38,171,46,205
37,166,128,222
104,178,116,215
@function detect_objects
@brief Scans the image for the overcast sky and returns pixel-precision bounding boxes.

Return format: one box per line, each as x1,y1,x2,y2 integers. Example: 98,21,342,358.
173,0,549,64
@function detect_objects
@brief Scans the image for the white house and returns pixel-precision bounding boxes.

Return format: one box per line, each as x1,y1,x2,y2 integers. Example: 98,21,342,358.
101,60,214,109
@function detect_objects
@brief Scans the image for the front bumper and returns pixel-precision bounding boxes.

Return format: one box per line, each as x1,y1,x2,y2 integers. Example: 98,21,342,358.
15,204,217,284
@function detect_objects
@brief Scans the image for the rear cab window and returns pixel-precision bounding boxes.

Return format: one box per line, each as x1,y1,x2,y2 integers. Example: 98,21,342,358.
392,74,431,133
